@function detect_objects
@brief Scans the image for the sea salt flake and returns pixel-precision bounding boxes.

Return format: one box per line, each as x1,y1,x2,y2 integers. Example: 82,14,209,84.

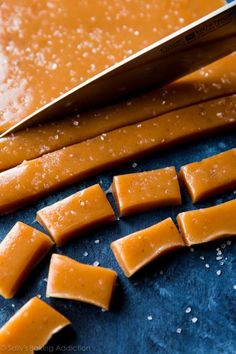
176,328,182,334
185,307,191,314
191,317,198,323
93,261,100,267
83,251,88,257
216,270,222,276
147,315,153,321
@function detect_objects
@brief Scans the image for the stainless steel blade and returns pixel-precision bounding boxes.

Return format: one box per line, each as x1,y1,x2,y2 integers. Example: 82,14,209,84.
2,0,236,137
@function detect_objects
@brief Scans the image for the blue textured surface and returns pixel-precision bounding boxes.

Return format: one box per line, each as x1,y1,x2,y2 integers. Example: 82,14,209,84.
0,127,235,354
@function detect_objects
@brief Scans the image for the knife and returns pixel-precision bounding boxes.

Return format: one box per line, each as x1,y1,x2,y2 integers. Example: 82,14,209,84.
2,0,236,137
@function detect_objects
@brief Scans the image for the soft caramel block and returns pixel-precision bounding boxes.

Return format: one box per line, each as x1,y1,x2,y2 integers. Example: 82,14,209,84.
47,254,117,310
0,95,236,215
177,199,236,246
0,0,225,132
0,297,70,353
111,218,185,277
112,167,181,216
180,148,236,203
0,52,235,172
0,222,53,299
37,184,115,246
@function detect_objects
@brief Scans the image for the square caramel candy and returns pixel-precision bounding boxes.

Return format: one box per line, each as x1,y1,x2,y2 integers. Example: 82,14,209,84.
180,148,236,203
0,222,53,299
37,184,115,246
0,297,70,353
47,254,117,310
112,167,181,216
177,198,236,246
111,217,185,277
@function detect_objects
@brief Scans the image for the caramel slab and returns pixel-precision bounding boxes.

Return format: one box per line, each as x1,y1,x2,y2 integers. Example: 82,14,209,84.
47,254,117,310
0,0,225,132
180,148,236,203
0,222,53,299
112,167,181,216
0,95,236,215
1,54,236,172
177,199,236,246
0,297,70,353
37,184,115,246
111,218,184,277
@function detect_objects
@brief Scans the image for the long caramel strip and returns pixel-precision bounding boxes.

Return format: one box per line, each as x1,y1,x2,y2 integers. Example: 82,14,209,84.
0,95,235,214
0,53,236,172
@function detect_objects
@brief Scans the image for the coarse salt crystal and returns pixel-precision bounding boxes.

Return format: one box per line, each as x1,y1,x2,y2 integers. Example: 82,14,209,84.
185,307,191,314
216,256,223,261
191,317,198,323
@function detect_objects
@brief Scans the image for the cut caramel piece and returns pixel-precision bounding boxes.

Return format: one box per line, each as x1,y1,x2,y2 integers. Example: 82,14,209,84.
111,218,185,277
0,222,53,299
112,167,181,216
47,254,117,310
177,199,236,246
36,184,115,246
0,95,235,215
0,297,70,353
180,148,236,203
